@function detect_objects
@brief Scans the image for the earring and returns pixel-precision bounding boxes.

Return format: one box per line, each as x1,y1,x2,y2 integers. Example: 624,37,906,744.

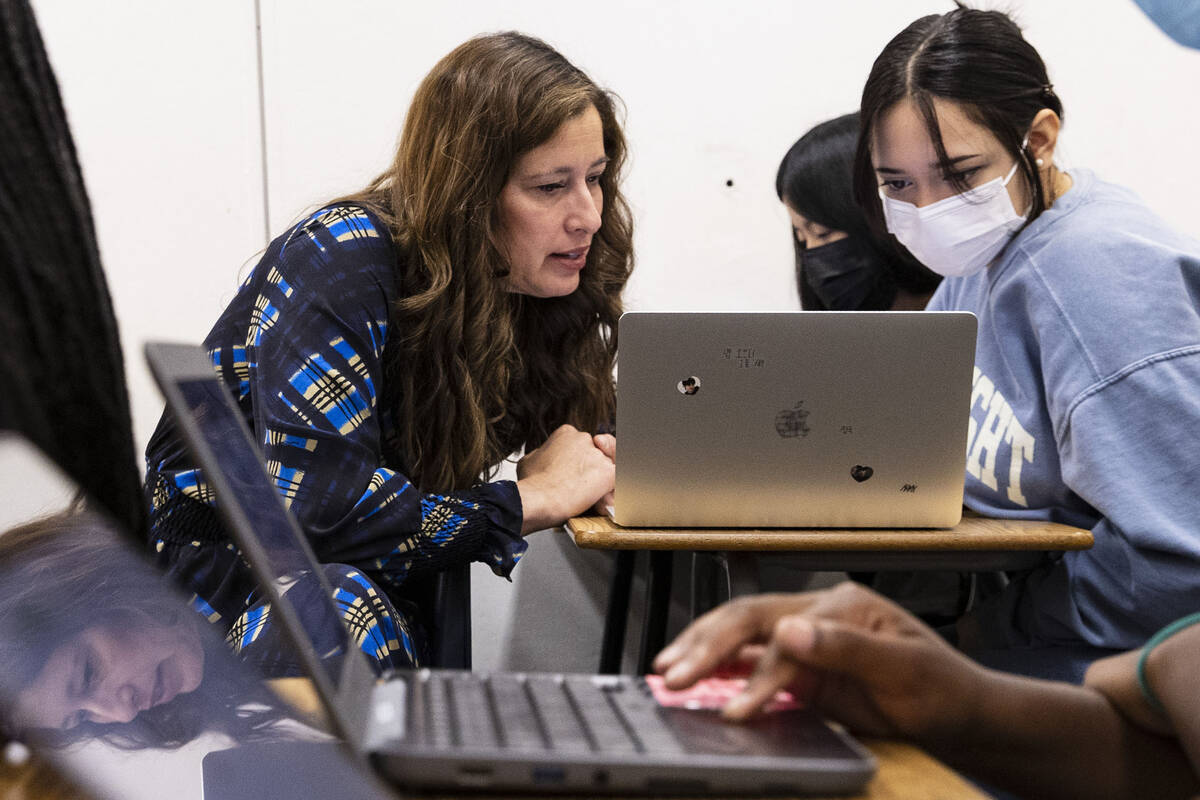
1036,157,1045,168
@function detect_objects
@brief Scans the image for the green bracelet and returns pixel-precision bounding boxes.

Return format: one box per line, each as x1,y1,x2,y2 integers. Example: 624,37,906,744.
1136,611,1200,717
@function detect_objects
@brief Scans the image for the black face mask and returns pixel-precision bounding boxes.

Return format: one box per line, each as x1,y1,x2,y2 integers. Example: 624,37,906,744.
799,236,893,311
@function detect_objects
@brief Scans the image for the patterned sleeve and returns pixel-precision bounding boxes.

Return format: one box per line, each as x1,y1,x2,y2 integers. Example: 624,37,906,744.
213,206,526,591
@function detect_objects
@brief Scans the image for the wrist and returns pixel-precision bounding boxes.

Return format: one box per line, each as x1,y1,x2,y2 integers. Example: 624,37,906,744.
1141,620,1200,721
917,663,1000,749
1138,612,1200,719
516,478,558,534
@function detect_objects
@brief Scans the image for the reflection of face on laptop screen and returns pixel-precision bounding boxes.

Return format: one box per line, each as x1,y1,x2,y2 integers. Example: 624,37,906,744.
11,595,205,733
0,436,390,800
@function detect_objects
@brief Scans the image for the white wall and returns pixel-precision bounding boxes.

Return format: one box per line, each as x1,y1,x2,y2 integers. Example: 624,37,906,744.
31,1,265,451
31,0,1200,454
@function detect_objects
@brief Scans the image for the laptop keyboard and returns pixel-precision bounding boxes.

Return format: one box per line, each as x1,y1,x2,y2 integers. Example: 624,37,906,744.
412,671,684,755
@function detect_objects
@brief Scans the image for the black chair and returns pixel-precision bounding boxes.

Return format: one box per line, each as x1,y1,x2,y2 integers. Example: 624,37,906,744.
426,563,472,669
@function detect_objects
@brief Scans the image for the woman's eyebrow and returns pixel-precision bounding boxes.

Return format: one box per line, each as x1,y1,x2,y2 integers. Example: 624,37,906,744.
525,156,609,182
936,153,983,168
876,153,984,174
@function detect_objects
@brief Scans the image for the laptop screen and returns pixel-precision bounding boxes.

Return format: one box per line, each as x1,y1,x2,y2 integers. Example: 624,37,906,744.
0,433,393,800
147,342,380,747
173,375,352,685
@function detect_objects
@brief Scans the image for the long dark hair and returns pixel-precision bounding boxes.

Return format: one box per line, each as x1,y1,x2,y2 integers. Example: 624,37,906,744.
0,0,144,537
853,5,1066,236
0,513,289,749
339,31,633,490
776,112,939,309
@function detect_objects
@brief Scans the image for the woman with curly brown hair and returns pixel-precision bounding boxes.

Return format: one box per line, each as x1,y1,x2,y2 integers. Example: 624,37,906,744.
143,31,633,664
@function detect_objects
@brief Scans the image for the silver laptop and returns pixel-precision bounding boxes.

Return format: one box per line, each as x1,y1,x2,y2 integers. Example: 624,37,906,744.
145,341,876,796
613,311,977,528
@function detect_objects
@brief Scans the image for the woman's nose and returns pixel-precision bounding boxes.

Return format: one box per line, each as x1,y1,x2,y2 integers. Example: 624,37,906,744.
85,684,139,724
911,183,954,209
566,184,602,234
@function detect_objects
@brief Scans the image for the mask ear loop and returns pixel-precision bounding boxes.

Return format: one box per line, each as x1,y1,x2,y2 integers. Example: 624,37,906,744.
1003,133,1032,187
1008,132,1038,216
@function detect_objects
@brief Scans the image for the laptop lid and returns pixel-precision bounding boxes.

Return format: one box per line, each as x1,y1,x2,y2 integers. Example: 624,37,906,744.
0,432,395,800
613,311,977,528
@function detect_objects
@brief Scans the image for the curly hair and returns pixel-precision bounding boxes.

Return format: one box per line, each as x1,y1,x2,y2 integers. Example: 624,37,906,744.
338,31,634,490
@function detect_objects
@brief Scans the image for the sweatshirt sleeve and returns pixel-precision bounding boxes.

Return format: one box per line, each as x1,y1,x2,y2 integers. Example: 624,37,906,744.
226,206,526,587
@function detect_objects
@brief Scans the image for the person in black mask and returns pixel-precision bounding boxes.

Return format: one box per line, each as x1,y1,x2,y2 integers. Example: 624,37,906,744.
776,112,940,310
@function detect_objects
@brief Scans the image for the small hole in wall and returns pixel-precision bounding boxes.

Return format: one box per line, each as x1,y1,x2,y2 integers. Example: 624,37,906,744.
725,179,734,187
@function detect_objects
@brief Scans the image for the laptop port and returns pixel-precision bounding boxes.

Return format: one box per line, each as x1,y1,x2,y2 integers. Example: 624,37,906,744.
532,766,566,785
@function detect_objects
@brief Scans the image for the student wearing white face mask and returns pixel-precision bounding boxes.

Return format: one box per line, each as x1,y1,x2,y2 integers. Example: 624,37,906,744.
851,6,1200,682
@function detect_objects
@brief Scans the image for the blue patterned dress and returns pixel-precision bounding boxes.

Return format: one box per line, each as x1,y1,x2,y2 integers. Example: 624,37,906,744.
144,205,527,667
225,563,418,675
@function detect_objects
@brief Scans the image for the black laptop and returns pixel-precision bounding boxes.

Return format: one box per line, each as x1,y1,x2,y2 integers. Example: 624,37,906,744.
146,341,876,795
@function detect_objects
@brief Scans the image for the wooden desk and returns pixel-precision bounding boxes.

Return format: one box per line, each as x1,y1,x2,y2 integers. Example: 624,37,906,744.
567,511,1093,673
1,737,989,800
0,754,87,800
843,739,990,800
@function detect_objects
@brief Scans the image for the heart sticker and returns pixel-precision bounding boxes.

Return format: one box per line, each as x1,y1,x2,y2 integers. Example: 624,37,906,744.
850,465,873,483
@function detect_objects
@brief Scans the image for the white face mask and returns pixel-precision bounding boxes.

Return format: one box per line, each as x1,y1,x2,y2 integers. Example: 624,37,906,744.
880,157,1027,278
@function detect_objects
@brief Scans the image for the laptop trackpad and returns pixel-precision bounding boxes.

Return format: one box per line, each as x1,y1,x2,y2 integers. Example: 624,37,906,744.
660,708,864,760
